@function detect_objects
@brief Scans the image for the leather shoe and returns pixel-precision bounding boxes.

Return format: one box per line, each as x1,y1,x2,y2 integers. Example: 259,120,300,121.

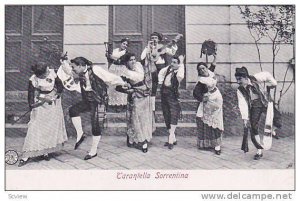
168,143,174,150
18,159,28,167
43,154,50,161
164,141,177,146
142,147,148,153
272,134,279,140
74,133,87,150
141,142,148,153
215,150,221,155
127,135,135,148
127,142,135,148
254,153,263,160
84,153,97,160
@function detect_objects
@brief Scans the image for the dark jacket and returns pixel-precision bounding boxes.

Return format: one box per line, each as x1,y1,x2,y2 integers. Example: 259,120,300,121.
161,66,180,98
80,67,108,105
237,75,269,109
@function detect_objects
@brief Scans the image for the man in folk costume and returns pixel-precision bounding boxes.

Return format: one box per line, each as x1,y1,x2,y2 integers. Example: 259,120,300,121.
235,67,282,160
67,57,126,160
141,32,178,114
158,55,185,149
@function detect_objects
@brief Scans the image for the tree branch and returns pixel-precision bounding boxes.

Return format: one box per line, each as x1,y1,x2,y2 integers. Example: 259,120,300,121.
275,43,281,56
248,28,263,71
281,73,294,97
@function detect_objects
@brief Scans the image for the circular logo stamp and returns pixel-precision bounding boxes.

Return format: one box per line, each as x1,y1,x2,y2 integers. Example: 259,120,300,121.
5,150,19,165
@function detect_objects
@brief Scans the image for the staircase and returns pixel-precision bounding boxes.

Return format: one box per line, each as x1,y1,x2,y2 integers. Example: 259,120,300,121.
5,87,295,138
5,90,201,137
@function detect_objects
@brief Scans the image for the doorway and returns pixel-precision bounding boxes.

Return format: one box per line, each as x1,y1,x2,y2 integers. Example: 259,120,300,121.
5,5,64,90
109,5,185,64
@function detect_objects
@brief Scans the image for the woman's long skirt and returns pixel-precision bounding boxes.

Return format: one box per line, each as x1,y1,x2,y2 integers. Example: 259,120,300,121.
22,98,68,158
107,64,128,106
196,117,222,149
127,96,153,143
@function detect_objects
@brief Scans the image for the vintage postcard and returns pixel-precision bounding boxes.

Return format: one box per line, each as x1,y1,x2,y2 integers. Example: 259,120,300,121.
3,2,295,196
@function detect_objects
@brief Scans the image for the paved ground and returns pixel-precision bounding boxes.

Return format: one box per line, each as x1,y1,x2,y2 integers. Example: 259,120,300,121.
5,134,294,170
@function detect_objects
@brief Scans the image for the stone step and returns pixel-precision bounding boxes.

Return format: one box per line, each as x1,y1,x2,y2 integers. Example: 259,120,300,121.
5,114,295,138
156,100,198,111
5,90,295,139
5,124,199,137
156,89,194,99
5,91,199,120
5,91,28,100
5,99,199,114
5,111,197,124
5,90,195,101
6,102,30,112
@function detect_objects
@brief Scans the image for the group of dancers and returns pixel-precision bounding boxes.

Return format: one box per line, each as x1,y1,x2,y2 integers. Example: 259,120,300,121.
17,31,282,167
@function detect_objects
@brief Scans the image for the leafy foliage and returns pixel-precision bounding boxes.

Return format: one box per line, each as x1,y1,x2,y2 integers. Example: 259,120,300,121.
239,5,295,44
238,5,295,109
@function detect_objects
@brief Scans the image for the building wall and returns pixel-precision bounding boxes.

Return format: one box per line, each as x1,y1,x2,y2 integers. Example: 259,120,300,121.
185,5,294,113
64,6,109,68
62,5,294,113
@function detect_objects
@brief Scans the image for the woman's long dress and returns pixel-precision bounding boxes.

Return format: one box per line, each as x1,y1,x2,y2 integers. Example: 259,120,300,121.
107,48,128,106
194,70,223,149
122,62,154,143
22,69,68,158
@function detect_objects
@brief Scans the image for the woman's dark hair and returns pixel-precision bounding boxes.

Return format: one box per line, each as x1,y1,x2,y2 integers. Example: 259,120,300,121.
70,57,93,66
121,38,130,45
122,52,136,64
196,62,208,75
31,62,48,77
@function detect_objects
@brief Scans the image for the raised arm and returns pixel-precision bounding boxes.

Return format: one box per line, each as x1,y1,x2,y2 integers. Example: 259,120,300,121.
122,62,145,82
253,71,277,87
209,53,217,72
92,65,126,85
165,44,178,56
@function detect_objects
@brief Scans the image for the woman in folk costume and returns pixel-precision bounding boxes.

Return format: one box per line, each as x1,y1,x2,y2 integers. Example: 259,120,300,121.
106,38,129,110
68,57,126,160
235,67,282,160
193,53,224,155
18,62,68,167
116,53,153,153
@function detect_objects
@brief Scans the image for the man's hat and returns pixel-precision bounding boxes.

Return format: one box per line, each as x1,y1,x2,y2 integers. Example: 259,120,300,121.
235,66,249,78
150,32,163,41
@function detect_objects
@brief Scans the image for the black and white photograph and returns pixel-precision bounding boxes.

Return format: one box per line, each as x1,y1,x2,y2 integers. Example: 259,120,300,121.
3,2,296,194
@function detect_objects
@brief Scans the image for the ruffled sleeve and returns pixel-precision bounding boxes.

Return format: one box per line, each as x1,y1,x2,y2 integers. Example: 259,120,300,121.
111,48,126,60
92,65,126,85
121,62,144,82
198,76,217,90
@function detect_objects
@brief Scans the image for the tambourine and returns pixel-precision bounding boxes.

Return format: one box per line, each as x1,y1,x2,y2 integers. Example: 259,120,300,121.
200,40,217,58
